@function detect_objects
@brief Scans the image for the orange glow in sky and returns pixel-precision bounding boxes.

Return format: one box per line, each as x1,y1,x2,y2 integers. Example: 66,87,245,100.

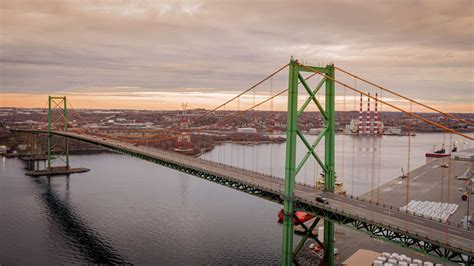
2,92,472,113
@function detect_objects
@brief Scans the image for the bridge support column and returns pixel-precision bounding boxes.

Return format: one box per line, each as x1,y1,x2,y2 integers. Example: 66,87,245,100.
64,97,69,168
47,96,70,170
324,64,335,266
282,58,336,265
47,96,52,169
24,96,89,177
282,58,299,266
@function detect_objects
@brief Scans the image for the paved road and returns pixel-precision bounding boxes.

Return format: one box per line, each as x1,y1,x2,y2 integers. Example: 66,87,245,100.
17,130,474,256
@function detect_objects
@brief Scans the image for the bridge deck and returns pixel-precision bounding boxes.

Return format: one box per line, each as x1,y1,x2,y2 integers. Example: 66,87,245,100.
14,129,474,260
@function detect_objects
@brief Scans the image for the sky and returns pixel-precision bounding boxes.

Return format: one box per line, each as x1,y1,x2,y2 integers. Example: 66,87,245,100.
0,0,473,112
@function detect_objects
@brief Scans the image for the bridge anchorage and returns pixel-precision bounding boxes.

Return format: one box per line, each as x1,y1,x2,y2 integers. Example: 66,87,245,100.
25,96,89,177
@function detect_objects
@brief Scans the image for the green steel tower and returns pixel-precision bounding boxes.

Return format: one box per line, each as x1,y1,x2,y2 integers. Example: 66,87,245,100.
282,58,335,265
47,96,69,169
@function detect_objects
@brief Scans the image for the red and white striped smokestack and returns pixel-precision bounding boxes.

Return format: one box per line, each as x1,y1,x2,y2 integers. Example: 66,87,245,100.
358,93,363,134
366,92,371,135
374,93,379,134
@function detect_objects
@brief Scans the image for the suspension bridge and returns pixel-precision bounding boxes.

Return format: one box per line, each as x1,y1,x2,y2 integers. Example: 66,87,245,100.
9,58,474,265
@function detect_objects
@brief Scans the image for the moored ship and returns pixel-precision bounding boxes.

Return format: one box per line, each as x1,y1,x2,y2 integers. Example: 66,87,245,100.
425,144,456,158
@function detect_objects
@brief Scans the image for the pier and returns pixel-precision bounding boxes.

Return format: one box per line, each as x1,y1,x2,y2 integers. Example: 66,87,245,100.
25,166,90,177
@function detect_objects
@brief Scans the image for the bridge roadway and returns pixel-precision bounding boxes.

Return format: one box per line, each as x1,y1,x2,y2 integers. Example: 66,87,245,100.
15,129,474,262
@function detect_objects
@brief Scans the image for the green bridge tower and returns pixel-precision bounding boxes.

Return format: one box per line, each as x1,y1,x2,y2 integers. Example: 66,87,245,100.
47,96,69,169
282,58,335,265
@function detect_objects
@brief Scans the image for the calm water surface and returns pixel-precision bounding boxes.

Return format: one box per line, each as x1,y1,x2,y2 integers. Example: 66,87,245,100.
1,133,472,264
203,133,473,195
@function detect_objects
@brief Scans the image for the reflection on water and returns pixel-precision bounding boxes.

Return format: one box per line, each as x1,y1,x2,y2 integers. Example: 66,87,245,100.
1,154,282,264
35,177,127,264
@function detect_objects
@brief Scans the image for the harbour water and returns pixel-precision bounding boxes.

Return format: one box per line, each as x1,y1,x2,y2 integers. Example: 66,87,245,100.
1,133,472,264
202,133,473,196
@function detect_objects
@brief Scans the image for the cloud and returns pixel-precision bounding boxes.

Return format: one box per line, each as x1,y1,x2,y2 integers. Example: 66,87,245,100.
0,0,473,111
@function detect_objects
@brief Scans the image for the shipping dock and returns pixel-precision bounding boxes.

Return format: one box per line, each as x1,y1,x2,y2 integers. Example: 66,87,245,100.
360,154,473,225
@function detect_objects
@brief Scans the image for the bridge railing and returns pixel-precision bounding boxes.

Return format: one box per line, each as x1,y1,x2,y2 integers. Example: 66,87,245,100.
296,195,473,256
344,194,472,230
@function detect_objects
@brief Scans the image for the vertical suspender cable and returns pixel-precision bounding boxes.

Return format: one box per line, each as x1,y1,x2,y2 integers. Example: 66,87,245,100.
447,133,453,202
377,90,383,202
237,97,241,168
441,133,446,202
352,81,357,195
223,104,226,164
270,77,274,177
341,80,346,194
405,102,412,207
253,88,257,172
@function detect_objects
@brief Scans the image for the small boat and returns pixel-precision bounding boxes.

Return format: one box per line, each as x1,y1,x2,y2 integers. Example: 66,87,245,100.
425,144,451,158
451,144,458,152
425,151,450,158
277,209,314,224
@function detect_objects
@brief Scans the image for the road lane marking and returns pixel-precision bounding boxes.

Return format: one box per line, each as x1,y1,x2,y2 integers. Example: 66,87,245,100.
451,239,473,246
448,228,461,234
413,219,426,224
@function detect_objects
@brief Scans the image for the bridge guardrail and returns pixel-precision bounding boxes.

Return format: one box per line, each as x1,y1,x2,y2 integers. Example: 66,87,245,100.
296,195,473,255
346,194,472,231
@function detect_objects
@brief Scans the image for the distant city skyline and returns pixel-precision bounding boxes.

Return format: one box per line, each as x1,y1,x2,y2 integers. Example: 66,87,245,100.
3,92,473,113
1,0,473,112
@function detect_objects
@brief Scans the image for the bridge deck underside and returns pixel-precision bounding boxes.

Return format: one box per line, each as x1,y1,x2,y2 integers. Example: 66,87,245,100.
16,130,474,264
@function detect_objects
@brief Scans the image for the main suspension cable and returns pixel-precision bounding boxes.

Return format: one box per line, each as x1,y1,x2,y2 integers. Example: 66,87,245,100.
139,71,317,144
139,63,290,142
298,63,474,141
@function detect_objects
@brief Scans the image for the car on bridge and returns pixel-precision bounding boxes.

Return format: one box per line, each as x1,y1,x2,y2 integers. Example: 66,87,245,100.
316,196,329,204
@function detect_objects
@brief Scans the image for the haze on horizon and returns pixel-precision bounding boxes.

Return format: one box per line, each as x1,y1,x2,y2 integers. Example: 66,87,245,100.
0,0,473,112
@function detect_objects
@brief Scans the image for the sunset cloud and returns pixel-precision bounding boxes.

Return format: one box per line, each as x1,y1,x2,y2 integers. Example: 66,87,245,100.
1,0,473,111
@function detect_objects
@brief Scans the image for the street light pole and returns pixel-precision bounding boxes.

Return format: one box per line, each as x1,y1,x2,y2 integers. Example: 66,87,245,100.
465,156,474,229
